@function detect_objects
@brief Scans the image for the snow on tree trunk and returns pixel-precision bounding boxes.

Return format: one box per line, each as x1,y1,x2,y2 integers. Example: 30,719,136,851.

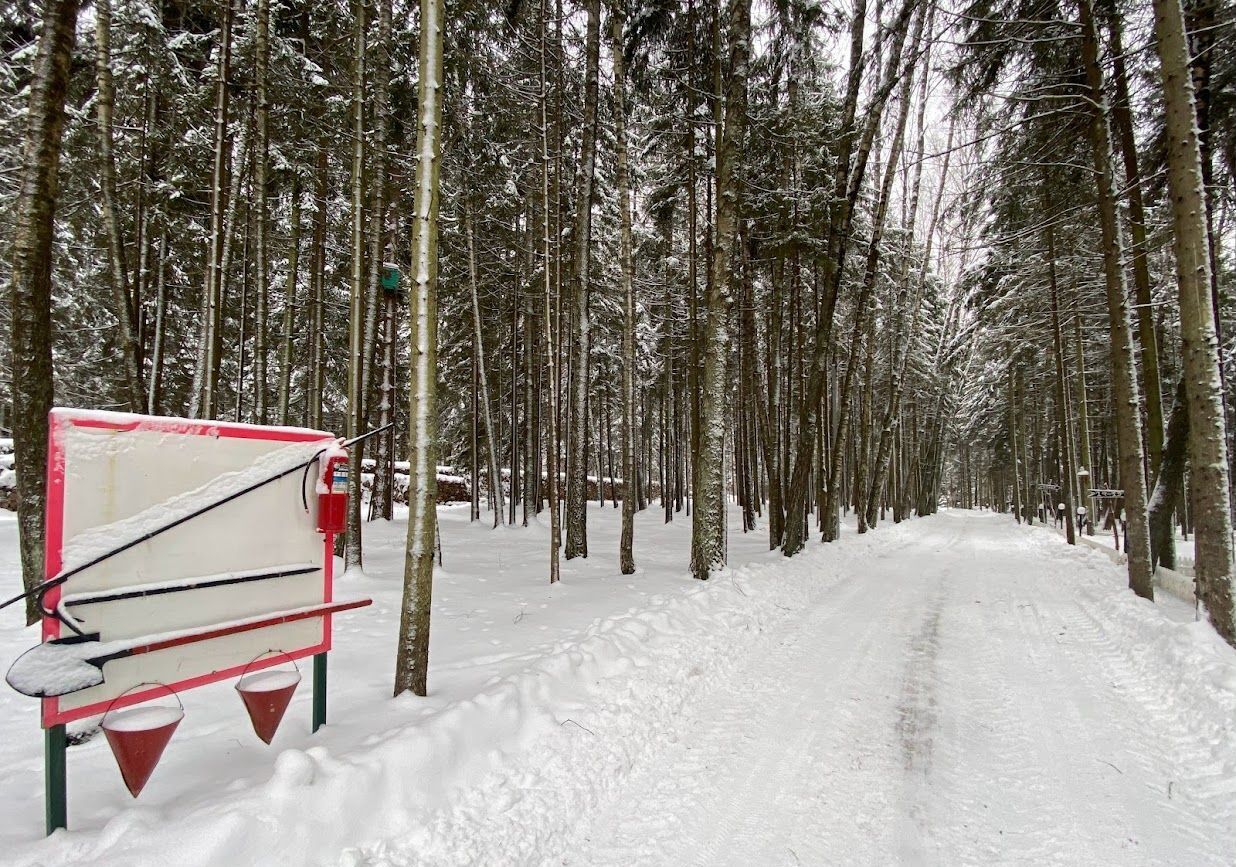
1150,0,1236,642
1105,4,1165,483
277,181,302,426
191,0,233,420
1076,0,1154,599
564,0,601,561
1149,377,1188,569
465,204,506,526
345,0,368,572
394,0,443,696
690,0,749,581
612,0,636,575
866,84,948,532
252,0,271,424
94,0,145,411
8,0,79,624
363,0,394,527
539,0,561,584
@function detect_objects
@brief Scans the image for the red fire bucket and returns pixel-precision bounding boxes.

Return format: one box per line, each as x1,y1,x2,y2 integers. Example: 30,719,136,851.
236,653,301,745
101,684,184,798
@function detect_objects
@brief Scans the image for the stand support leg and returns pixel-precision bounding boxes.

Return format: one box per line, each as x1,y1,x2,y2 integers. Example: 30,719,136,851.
46,724,66,835
312,652,327,732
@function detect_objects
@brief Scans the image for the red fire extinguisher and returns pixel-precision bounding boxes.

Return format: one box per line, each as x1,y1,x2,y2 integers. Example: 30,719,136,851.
317,450,349,535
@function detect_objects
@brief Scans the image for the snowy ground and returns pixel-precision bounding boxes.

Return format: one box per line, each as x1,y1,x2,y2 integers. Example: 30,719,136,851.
1080,523,1197,571
1,506,1234,865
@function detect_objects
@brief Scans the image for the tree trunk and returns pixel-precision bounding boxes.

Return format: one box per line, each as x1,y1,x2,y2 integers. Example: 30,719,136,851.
1149,377,1187,568
192,0,233,420
1077,0,1154,599
94,0,144,410
1104,0,1165,482
252,0,271,423
345,0,368,571
147,233,169,414
539,0,561,583
690,0,749,580
612,0,636,574
1151,0,1236,640
822,8,921,542
9,0,79,624
394,0,443,697
308,143,328,430
277,181,302,425
465,204,506,526
866,107,951,531
1073,297,1094,533
564,0,601,560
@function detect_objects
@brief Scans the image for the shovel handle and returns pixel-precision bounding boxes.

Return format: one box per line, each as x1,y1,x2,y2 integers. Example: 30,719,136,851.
91,599,373,667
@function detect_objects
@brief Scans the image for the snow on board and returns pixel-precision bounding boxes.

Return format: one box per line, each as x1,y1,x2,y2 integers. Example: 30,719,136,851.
19,409,368,727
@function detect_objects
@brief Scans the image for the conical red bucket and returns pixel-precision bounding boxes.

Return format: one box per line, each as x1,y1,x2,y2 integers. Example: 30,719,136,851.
236,666,301,745
101,693,183,798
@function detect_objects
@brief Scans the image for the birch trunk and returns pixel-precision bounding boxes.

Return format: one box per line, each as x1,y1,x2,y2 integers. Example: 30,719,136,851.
865,89,950,531
358,0,393,526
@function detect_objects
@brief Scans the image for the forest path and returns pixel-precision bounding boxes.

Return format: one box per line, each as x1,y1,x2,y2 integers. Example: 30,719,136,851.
566,511,1234,866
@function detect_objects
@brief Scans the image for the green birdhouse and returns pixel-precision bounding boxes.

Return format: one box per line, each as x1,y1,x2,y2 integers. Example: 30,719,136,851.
380,263,400,294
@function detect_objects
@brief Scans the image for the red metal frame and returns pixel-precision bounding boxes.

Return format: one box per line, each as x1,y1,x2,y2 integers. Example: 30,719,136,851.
41,411,338,728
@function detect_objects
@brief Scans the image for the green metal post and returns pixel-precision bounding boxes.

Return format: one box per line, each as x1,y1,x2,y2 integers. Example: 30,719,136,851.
45,724,66,835
312,652,327,732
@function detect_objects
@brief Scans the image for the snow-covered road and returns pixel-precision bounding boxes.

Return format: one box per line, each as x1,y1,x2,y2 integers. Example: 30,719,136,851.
568,511,1234,866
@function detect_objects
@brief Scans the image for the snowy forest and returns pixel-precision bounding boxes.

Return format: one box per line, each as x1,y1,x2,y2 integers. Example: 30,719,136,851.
5,0,1236,859
3,0,1236,679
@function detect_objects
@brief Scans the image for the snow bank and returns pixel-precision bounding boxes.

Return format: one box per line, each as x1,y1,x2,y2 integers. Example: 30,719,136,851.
1023,527,1236,819
5,519,914,867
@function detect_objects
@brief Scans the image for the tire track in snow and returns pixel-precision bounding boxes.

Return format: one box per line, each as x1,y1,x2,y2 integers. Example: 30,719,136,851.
924,517,1235,866
1017,527,1235,849
893,584,945,863
573,521,968,867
